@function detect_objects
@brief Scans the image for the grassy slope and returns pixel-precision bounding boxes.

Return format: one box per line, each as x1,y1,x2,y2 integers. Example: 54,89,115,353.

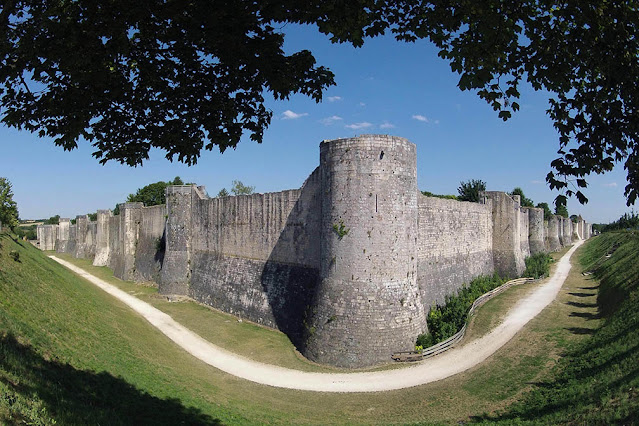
0,233,613,425
479,231,639,424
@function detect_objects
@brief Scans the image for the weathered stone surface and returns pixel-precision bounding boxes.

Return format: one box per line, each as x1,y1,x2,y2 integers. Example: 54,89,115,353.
305,135,427,368
134,204,166,284
417,195,493,310
483,191,525,278
37,133,583,369
37,224,58,250
527,207,546,255
160,187,192,294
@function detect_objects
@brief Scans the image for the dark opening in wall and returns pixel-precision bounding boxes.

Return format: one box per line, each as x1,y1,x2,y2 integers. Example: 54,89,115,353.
380,151,385,160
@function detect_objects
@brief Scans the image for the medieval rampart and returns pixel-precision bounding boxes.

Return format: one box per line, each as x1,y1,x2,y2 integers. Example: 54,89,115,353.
38,134,592,368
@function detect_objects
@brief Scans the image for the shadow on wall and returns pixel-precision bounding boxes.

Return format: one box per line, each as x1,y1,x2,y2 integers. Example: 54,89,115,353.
154,230,166,268
260,168,321,351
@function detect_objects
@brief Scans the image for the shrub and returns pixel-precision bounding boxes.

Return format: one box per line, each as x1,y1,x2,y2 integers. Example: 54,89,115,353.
416,273,504,346
523,252,553,279
9,250,19,262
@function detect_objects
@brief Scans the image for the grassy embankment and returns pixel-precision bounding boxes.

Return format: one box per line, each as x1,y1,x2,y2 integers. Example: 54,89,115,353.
477,231,639,424
0,231,627,424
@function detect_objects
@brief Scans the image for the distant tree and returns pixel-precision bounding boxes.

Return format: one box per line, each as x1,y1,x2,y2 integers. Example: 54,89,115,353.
14,224,37,240
127,181,170,206
554,202,569,218
216,188,230,197
87,212,97,221
510,187,534,207
457,179,486,203
113,176,186,215
421,190,458,200
536,203,552,220
230,180,255,196
125,176,186,207
599,211,639,232
0,178,19,229
44,215,60,225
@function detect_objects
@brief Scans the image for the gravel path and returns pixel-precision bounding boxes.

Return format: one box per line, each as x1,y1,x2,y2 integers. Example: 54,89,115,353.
50,241,582,393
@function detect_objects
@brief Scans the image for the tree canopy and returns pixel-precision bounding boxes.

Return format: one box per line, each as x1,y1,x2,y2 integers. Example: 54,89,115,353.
510,187,534,207
114,176,184,214
2,2,638,205
457,179,486,203
230,180,255,195
44,214,60,225
555,201,569,218
217,180,255,197
0,177,19,228
536,202,552,220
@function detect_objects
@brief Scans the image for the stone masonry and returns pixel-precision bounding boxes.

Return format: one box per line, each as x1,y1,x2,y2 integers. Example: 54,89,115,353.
38,134,590,368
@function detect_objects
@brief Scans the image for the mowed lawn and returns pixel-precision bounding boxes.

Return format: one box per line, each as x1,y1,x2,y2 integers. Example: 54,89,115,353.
0,233,608,424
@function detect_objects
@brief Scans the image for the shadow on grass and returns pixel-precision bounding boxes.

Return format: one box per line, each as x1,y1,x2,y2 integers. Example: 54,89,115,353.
567,291,596,298
565,301,598,308
569,311,601,320
0,333,220,425
565,327,596,335
579,285,599,291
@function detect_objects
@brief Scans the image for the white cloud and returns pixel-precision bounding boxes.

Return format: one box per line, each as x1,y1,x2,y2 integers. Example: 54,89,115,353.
327,96,342,102
412,114,429,122
345,122,373,130
320,115,343,125
359,102,366,107
281,110,308,120
380,121,395,129
602,182,618,187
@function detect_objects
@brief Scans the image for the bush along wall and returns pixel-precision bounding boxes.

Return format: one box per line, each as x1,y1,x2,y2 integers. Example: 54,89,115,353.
416,274,505,348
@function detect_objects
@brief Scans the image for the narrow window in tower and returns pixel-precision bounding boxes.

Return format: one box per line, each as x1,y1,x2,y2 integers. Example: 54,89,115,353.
379,151,384,160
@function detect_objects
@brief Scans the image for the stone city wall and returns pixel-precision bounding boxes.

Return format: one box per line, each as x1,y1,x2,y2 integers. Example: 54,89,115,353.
38,134,590,368
417,195,494,310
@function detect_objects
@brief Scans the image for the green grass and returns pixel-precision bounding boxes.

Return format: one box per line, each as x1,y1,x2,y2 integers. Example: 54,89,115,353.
51,252,352,373
476,231,639,424
0,232,623,424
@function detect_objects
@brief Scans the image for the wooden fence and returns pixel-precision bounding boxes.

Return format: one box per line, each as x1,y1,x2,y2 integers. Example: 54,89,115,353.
392,277,535,362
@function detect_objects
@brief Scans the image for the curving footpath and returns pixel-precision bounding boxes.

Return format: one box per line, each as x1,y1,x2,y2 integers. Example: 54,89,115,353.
49,240,582,393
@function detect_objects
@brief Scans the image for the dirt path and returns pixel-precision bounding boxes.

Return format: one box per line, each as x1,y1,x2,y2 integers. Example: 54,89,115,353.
49,240,582,393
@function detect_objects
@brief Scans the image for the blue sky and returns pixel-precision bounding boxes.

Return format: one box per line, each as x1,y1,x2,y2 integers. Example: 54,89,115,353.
0,24,629,224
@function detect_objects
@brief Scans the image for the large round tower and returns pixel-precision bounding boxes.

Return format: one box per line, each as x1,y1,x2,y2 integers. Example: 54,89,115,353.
304,135,427,368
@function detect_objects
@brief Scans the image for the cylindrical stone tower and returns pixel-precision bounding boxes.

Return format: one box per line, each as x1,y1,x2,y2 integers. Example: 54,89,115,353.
557,216,566,247
547,215,561,251
527,207,546,254
563,217,572,245
304,135,426,368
